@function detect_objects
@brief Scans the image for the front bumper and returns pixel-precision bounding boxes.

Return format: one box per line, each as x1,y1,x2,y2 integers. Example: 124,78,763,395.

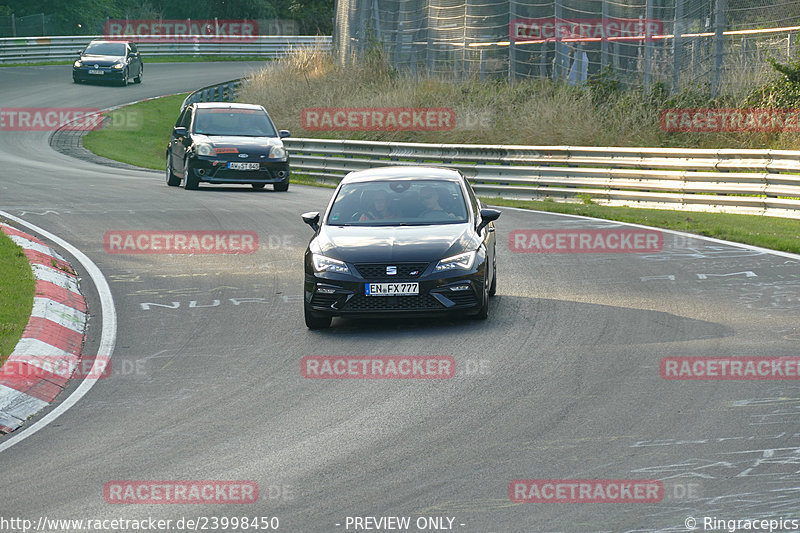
73,67,126,81
304,260,486,318
189,156,290,185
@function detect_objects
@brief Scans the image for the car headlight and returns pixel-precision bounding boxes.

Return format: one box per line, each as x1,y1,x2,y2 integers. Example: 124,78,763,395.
434,250,476,272
269,145,287,160
112,62,124,69
195,143,216,156
74,60,82,67
312,254,350,274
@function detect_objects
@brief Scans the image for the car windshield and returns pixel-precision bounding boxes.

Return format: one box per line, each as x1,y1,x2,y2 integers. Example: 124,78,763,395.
326,179,469,226
84,43,126,56
192,108,277,137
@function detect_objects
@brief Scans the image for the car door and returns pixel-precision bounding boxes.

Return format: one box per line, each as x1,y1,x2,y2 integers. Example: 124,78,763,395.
171,106,193,176
465,178,495,275
129,42,141,76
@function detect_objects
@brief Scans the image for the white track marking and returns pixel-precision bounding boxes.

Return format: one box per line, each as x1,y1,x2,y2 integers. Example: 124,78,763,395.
0,211,117,453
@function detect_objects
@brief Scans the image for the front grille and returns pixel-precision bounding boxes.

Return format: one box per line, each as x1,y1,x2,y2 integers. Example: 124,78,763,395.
354,263,429,280
343,294,443,311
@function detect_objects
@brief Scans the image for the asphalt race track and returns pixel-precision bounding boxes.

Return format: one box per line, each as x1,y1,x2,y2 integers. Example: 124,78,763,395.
1,62,800,532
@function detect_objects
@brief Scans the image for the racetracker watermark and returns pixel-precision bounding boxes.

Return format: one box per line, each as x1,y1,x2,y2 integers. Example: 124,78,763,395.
301,356,455,379
103,481,258,504
0,107,102,131
300,108,456,131
509,479,663,503
104,19,258,42
509,228,663,253
660,357,800,380
0,356,114,380
660,108,800,132
103,231,258,254
510,18,664,42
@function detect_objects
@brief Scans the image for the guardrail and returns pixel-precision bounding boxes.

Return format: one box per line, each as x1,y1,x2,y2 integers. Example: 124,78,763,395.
181,80,242,109
282,139,800,219
0,34,331,63
150,78,800,220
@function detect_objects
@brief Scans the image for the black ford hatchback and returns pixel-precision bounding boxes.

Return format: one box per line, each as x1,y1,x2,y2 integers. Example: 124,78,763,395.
302,166,500,329
166,102,291,191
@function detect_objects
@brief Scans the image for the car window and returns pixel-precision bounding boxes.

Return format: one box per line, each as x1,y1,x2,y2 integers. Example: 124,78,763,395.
192,108,277,137
463,176,480,220
326,179,469,226
181,108,193,129
84,42,126,56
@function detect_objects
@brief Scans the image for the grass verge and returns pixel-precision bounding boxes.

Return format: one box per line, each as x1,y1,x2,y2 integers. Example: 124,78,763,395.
82,93,189,170
486,198,800,255
81,92,800,256
0,228,35,364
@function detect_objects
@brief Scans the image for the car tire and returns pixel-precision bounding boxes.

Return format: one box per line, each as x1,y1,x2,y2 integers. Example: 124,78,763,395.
488,245,497,297
133,66,142,84
473,269,490,320
251,183,266,190
273,181,289,192
166,154,181,187
72,76,80,84
304,302,332,329
118,70,128,87
183,158,199,190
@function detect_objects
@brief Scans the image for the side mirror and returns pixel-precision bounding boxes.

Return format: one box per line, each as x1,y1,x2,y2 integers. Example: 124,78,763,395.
301,211,320,232
76,49,83,55
476,208,501,234
173,126,188,137
279,130,290,138
128,52,136,57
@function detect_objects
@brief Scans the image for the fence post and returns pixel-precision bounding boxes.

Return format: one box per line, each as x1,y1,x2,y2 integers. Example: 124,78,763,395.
508,0,516,82
711,0,726,97
553,0,564,80
600,0,608,70
10,13,15,37
644,1,653,88
671,0,683,93
426,0,434,73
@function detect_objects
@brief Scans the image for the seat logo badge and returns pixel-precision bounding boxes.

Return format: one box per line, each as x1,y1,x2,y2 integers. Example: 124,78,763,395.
238,153,248,158
386,266,397,275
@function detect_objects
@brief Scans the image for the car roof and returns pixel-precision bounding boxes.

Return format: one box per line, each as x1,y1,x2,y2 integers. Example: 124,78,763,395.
192,102,264,111
341,166,463,184
87,40,130,45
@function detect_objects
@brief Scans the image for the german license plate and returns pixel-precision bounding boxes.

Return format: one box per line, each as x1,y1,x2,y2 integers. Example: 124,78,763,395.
88,69,104,75
228,162,259,170
365,282,419,296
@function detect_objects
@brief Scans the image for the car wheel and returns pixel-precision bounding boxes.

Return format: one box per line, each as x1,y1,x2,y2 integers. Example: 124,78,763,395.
133,66,142,84
118,70,128,87
304,302,332,329
72,76,80,84
166,154,181,187
488,245,497,296
251,183,266,190
183,157,199,190
273,181,289,192
473,269,490,320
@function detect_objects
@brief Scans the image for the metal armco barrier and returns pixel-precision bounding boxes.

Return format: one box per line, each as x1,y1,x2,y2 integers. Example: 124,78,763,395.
0,35,331,63
282,138,800,219
181,80,242,109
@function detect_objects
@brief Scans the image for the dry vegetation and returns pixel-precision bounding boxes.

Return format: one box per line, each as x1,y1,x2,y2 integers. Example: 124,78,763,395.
239,47,800,149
